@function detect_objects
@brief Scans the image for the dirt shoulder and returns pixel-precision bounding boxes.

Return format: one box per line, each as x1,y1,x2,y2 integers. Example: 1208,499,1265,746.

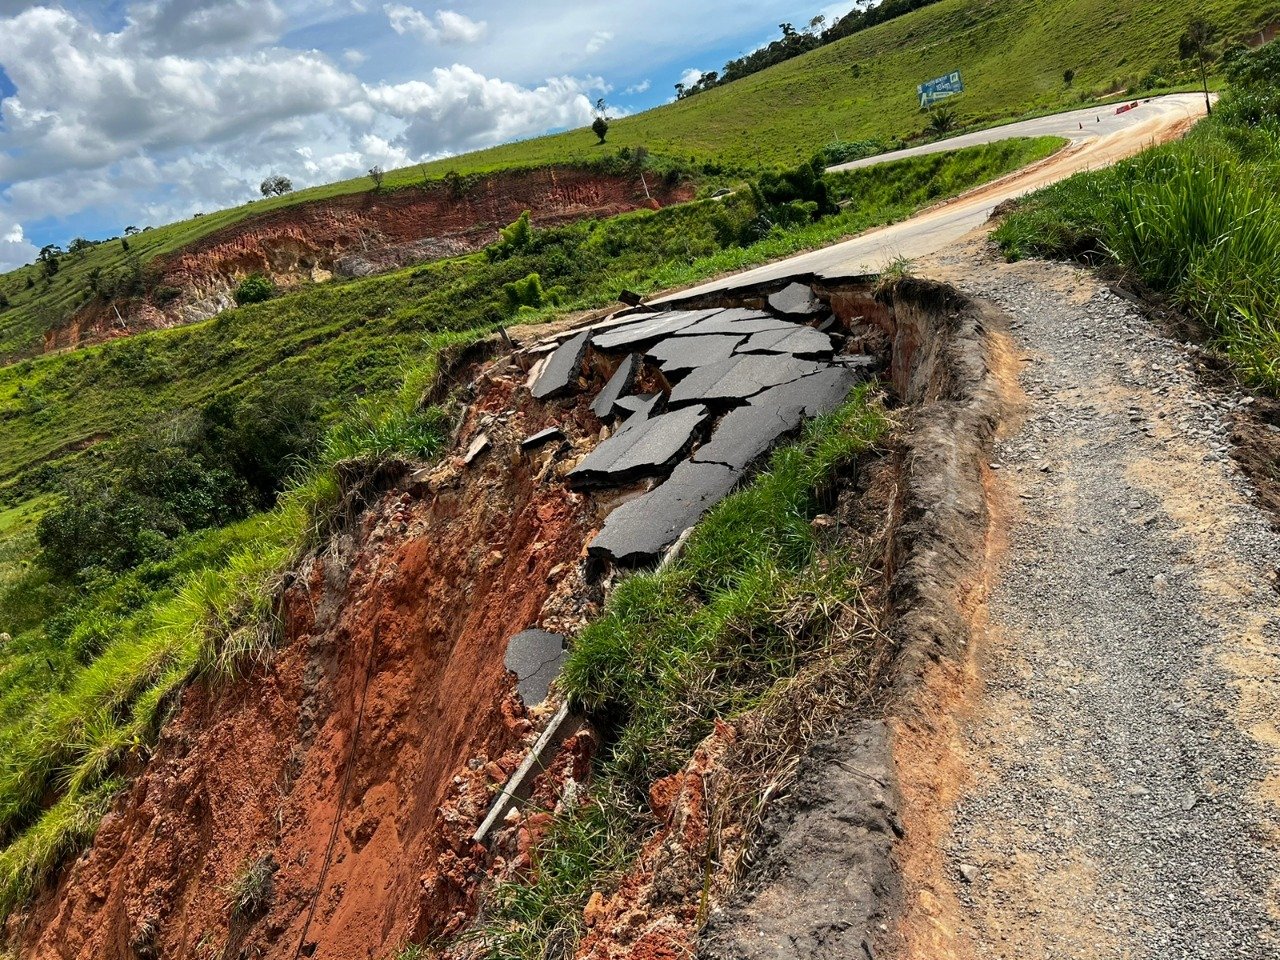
902,236,1280,959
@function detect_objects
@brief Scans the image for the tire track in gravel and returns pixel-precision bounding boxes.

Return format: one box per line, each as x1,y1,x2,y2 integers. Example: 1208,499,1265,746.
911,238,1280,959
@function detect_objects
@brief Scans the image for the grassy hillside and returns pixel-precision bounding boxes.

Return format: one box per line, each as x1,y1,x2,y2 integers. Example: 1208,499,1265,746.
0,0,1269,360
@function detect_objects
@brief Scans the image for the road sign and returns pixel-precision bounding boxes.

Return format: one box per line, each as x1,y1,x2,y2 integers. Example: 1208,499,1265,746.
918,70,964,108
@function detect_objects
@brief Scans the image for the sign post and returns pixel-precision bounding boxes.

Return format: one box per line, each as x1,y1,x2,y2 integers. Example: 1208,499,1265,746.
917,70,964,109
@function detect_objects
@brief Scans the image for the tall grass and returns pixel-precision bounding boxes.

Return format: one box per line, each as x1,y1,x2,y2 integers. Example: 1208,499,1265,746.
475,393,887,959
995,81,1280,394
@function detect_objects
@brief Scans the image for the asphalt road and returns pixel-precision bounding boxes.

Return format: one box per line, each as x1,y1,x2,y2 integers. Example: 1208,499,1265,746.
655,93,1208,301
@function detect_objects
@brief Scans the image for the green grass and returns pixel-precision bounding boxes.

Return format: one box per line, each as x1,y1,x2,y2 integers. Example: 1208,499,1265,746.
473,395,887,959
995,72,1280,393
0,0,1268,360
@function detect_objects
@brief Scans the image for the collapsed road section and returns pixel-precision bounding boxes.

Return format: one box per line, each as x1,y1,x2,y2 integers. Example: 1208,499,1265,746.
521,281,880,568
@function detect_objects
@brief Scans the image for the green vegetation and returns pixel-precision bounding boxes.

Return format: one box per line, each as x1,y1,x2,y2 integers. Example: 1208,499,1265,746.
0,137,1057,918
233,274,275,306
346,0,1273,178
995,42,1280,393
675,0,945,99
474,396,887,959
2,0,1269,361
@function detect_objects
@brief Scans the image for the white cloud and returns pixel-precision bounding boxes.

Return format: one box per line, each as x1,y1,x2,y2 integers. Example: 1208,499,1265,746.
585,30,612,55
0,7,359,182
0,218,37,272
625,79,651,95
678,67,704,89
126,0,288,52
384,4,486,45
343,47,367,65
366,64,599,155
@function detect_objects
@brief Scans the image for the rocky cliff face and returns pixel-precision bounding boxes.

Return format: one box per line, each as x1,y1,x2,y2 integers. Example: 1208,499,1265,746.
43,167,693,352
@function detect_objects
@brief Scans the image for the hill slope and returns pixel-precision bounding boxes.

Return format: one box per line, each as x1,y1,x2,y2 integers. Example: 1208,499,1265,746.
0,0,1271,360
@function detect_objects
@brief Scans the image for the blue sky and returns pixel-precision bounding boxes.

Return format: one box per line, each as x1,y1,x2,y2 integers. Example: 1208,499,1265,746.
0,0,855,270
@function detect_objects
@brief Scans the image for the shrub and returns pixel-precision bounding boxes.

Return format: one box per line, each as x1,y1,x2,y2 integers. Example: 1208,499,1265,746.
228,855,276,919
486,211,534,262
501,272,565,314
823,138,887,165
233,274,274,306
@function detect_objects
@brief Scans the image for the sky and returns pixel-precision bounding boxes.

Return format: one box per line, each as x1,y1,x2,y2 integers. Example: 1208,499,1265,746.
0,0,856,271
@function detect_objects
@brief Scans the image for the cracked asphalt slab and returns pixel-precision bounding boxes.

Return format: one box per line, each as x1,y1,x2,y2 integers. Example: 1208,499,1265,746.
919,239,1280,959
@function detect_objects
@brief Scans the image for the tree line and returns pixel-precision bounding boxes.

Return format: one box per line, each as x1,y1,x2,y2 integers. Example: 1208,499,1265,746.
675,0,947,100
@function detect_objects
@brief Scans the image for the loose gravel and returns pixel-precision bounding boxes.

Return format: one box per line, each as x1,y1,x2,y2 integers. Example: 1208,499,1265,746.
927,242,1280,959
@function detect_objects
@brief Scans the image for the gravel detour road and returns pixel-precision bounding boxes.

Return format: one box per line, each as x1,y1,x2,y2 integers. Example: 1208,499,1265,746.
905,237,1280,959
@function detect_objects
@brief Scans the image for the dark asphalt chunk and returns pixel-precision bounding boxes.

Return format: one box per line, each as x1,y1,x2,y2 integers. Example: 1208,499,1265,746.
530,330,590,399
521,427,565,451
830,353,881,376
667,354,823,407
747,366,861,417
646,334,746,376
690,368,858,471
613,393,662,420
504,629,565,706
737,325,835,358
591,353,641,419
568,404,711,488
587,459,742,566
692,403,806,470
674,310,792,337
767,282,823,318
591,310,720,350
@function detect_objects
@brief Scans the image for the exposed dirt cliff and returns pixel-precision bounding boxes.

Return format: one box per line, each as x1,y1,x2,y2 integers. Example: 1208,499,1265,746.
15,377,598,959
44,167,692,352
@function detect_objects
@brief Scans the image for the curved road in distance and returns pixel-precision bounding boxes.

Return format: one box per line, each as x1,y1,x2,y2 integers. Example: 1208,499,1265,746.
655,93,1207,301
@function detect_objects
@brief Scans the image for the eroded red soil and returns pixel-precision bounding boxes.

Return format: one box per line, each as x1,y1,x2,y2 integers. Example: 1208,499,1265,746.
45,166,693,352
16,393,594,960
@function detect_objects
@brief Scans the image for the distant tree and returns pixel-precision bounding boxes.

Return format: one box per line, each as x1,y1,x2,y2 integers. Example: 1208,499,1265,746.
87,267,103,295
928,106,957,136
1180,18,1217,115
259,174,293,197
121,237,130,252
124,225,141,236
0,291,9,311
38,244,61,279
674,82,687,99
808,14,826,33
25,275,34,289
68,237,92,257
779,22,796,38
1063,68,1075,86
368,165,385,190
592,97,610,144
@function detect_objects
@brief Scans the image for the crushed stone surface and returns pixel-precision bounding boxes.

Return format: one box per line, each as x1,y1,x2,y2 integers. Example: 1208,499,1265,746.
930,242,1280,959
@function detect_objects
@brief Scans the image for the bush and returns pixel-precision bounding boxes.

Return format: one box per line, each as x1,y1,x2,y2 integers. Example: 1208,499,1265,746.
36,384,322,580
501,272,565,314
486,211,534,262
822,138,887,165
233,274,275,306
